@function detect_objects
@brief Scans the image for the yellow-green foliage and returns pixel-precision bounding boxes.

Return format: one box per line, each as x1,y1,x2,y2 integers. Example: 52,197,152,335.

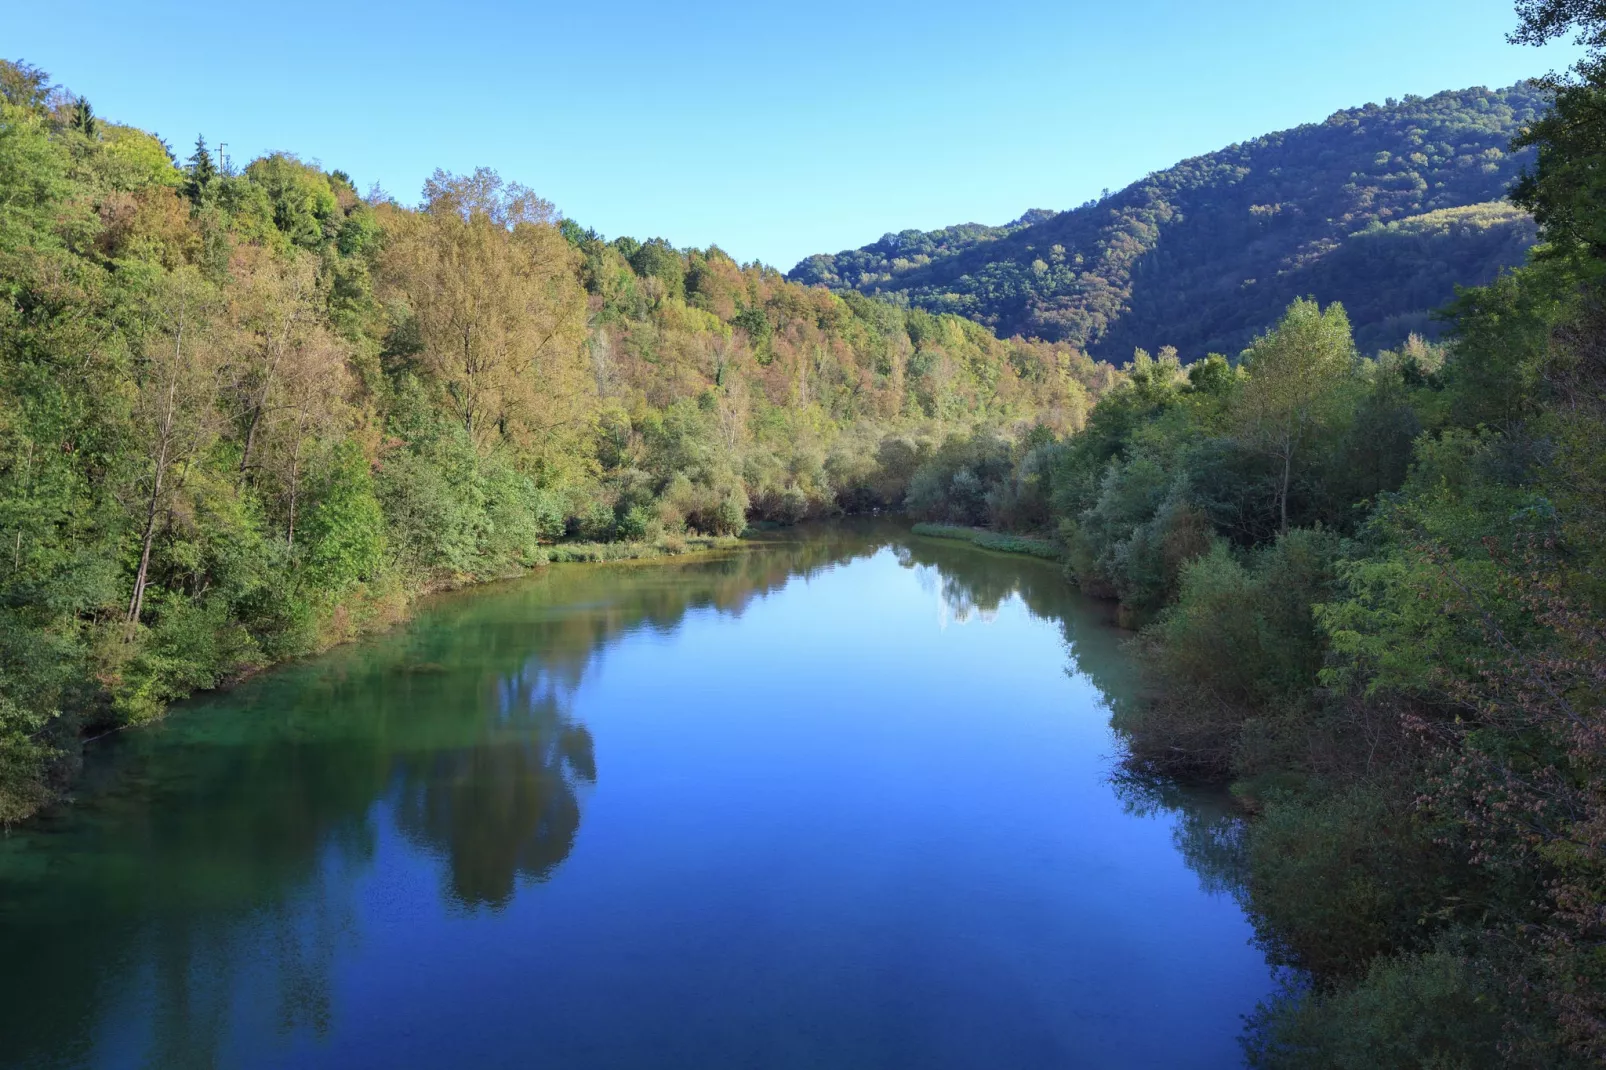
0,60,1122,823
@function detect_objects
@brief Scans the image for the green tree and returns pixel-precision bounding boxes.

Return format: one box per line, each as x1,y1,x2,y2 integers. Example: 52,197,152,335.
1233,299,1356,535
69,96,95,138
123,266,223,630
184,135,215,204
0,60,50,110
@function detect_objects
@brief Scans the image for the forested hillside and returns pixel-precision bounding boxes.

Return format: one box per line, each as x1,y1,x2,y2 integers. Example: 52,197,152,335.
7,4,1606,1058
792,86,1545,358
0,61,1111,822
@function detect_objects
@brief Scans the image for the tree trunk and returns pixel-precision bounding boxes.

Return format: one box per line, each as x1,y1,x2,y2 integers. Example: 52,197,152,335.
286,419,304,549
126,453,166,630
128,300,187,632
1278,440,1293,537
239,402,263,473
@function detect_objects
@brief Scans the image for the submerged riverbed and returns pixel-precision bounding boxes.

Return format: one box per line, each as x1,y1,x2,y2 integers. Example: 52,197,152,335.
0,525,1274,1069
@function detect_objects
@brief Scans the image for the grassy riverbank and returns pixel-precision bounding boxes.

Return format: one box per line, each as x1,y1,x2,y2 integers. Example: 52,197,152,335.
537,534,743,565
909,523,1062,561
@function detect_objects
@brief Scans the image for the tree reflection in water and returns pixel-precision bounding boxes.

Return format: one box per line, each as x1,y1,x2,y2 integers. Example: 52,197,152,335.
0,522,1254,1068
394,655,597,910
897,529,1253,906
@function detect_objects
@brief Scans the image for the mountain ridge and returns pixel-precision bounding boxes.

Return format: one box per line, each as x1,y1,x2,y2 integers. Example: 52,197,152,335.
790,84,1547,359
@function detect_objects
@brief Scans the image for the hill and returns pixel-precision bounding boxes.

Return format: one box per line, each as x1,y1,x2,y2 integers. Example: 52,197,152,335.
0,59,1115,821
789,85,1546,358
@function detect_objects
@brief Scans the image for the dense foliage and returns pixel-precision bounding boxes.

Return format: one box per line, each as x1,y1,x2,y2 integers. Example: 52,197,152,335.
5,2,1605,1059
863,10,1606,1055
792,86,1545,359
1015,267,1606,1065
0,62,1111,822
895,24,1604,1064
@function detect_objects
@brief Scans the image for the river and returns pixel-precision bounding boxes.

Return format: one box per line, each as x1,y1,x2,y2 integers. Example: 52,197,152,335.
0,524,1274,1069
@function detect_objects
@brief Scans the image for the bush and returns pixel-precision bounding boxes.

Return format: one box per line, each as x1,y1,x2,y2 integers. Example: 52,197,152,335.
903,431,1015,526
1247,785,1451,977
112,595,263,723
1245,949,1507,1069
301,442,388,595
711,487,749,535
569,499,616,541
1127,529,1342,771
615,504,655,541
1153,530,1338,699
777,485,809,525
374,446,482,576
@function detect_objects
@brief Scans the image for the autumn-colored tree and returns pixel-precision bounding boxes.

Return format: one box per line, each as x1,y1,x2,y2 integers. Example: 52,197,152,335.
224,246,354,544
124,266,223,629
380,169,588,473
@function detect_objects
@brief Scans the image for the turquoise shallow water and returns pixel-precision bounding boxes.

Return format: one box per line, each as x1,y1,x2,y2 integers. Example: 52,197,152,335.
0,525,1273,1069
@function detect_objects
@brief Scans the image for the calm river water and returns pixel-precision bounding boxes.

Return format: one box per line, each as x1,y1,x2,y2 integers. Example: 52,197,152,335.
0,525,1274,1069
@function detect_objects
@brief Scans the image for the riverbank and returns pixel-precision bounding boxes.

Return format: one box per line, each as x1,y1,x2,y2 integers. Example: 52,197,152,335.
536,533,743,565
909,523,1062,561
26,532,748,825
0,524,1269,1070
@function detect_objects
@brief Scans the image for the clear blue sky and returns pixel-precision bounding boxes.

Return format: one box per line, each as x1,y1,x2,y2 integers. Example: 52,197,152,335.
6,0,1581,268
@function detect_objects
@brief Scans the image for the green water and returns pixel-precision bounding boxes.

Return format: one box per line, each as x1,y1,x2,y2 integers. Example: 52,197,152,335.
0,524,1272,1069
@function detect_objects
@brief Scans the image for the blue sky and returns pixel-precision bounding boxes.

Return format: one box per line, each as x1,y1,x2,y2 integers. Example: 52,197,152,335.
6,0,1581,268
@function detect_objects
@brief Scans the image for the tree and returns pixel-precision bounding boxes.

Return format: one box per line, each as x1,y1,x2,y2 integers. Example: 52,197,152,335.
224,247,353,545
69,97,95,138
1512,0,1606,78
259,328,351,550
184,135,215,205
1233,299,1356,535
378,169,588,469
0,60,50,111
1511,85,1606,260
124,266,223,629
225,247,326,473
243,153,338,249
1509,0,1606,262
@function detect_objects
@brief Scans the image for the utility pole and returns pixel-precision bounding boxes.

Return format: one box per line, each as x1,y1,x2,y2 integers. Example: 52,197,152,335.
218,143,228,175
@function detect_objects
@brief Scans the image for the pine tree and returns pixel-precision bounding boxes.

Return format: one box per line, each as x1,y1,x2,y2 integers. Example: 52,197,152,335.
70,96,96,137
185,135,216,204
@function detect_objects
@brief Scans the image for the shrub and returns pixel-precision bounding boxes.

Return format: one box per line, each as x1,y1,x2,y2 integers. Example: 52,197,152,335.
1247,785,1451,977
711,487,749,535
569,499,616,541
615,504,655,541
301,442,387,595
777,485,809,525
1245,949,1508,1069
113,595,263,723
1149,529,1340,708
1128,529,1342,771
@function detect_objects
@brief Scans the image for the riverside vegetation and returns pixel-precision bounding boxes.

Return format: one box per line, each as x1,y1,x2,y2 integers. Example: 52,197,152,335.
4,0,1606,1062
0,59,1106,825
1025,5,1600,1060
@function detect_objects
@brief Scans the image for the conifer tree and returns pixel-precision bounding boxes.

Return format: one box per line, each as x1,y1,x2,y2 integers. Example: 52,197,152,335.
185,134,216,204
69,96,95,137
